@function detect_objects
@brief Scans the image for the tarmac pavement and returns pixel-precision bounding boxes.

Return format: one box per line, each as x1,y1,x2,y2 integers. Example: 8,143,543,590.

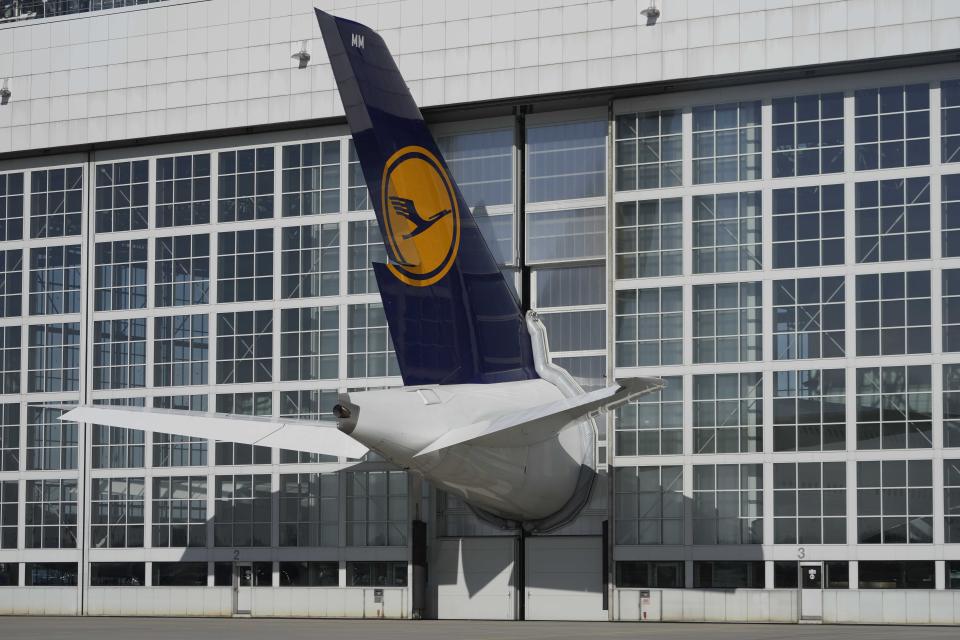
0,617,958,640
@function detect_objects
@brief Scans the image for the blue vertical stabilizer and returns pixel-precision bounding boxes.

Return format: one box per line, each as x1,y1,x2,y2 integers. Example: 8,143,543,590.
315,9,538,386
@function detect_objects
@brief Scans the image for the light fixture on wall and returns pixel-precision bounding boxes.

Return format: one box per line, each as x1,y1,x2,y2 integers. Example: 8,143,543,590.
641,1,660,24
292,41,311,69
0,79,10,105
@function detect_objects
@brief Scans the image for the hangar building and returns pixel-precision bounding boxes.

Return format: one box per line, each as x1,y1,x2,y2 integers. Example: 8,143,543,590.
1,0,960,624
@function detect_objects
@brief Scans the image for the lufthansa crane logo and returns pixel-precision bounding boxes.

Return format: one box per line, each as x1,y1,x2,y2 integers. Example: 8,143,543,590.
380,145,460,287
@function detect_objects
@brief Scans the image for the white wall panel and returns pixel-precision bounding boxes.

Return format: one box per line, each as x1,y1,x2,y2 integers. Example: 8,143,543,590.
0,587,79,616
24,587,408,618
1,0,957,155
615,588,798,623
821,589,960,624
86,587,232,617
249,587,406,618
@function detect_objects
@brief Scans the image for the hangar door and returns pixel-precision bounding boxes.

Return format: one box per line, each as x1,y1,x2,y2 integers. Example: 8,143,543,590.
433,537,517,620
524,535,606,621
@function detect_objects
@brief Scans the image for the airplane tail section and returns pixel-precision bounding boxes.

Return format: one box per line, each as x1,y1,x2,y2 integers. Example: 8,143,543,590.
316,9,538,386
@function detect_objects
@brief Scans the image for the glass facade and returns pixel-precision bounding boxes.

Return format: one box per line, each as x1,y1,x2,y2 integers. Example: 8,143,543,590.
692,102,762,184
773,462,847,544
1,70,960,599
614,110,682,190
0,132,414,591
692,191,761,273
854,84,930,170
771,184,845,268
772,92,844,177
611,73,958,594
772,277,845,360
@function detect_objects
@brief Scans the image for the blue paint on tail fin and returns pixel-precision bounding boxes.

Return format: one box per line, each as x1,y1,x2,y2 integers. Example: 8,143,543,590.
315,9,538,386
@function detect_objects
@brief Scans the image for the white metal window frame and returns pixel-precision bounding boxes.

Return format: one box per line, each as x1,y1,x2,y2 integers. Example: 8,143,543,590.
0,127,409,584
610,66,960,580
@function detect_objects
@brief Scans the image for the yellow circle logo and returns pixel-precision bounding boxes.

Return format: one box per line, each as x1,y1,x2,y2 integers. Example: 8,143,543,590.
380,146,460,287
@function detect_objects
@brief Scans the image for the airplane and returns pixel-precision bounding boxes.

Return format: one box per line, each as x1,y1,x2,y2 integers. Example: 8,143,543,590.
61,8,664,533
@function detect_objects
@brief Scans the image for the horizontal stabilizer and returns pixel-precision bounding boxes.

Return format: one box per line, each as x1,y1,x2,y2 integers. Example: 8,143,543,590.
60,406,369,460
414,376,664,457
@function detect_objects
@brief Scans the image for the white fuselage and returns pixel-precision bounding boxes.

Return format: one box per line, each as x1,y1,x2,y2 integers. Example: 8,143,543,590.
342,378,595,527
